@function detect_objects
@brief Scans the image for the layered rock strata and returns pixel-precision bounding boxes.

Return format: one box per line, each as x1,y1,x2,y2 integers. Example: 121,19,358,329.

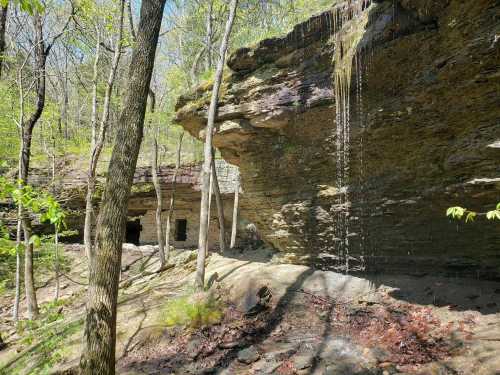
176,0,500,277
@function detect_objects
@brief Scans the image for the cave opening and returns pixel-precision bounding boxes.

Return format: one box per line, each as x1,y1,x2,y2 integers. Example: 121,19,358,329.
175,219,187,241
125,218,142,245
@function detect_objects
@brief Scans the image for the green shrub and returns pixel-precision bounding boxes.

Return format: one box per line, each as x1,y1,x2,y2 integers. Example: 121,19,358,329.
159,292,223,329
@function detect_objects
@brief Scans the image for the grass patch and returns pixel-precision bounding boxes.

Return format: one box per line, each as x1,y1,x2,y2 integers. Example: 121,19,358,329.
159,291,223,329
1,299,84,375
0,239,71,296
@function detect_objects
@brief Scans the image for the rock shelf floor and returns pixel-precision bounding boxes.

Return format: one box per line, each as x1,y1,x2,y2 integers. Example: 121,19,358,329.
1,245,500,375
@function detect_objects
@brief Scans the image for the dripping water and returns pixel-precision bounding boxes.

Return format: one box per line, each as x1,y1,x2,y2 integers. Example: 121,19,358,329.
329,0,372,273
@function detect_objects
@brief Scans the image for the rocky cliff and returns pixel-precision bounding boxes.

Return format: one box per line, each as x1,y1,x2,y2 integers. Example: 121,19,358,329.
176,0,500,278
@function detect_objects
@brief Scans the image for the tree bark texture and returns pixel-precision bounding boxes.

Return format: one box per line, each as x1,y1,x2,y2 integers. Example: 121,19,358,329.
79,0,166,373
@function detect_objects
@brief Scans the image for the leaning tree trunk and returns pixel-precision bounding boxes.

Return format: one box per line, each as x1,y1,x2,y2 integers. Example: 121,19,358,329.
79,0,166,373
165,132,184,260
211,152,227,254
230,172,240,249
195,0,238,290
0,3,7,79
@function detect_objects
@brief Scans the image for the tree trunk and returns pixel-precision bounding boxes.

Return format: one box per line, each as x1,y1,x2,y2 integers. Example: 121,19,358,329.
84,29,100,260
17,5,73,317
205,169,213,257
205,0,213,70
190,46,205,88
18,12,49,320
20,133,39,320
211,152,227,254
126,0,136,41
165,132,184,259
150,92,166,267
22,216,38,319
230,172,239,249
12,214,21,321
54,227,59,301
0,4,7,79
79,0,166,373
152,138,165,266
84,1,125,262
195,0,238,290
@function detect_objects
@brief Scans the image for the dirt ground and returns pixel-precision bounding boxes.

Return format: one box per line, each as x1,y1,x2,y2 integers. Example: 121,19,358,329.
1,245,500,375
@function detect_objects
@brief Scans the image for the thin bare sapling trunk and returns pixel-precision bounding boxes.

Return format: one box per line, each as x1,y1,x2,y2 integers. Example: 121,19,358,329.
230,172,239,248
79,0,166,372
165,132,184,259
149,91,166,267
18,13,46,320
195,0,238,290
211,150,227,254
84,2,125,261
205,0,213,70
17,5,73,320
54,226,59,300
205,169,213,257
84,28,100,260
42,124,59,301
12,210,21,321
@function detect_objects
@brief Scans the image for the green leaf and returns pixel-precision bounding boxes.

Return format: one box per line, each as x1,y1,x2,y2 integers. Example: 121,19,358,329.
447,206,466,219
486,210,500,221
465,212,476,223
29,234,41,247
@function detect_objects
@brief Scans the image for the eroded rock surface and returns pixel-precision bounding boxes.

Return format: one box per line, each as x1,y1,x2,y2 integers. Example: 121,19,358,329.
176,0,500,277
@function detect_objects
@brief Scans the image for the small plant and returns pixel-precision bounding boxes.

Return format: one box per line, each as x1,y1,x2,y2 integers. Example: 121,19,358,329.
159,291,223,329
447,202,500,222
0,170,67,301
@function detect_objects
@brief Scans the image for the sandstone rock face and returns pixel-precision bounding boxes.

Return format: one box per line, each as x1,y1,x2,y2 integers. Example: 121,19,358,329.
176,0,500,278
130,162,241,248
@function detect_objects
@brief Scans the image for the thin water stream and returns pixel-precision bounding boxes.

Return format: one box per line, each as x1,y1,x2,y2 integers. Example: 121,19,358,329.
329,0,373,273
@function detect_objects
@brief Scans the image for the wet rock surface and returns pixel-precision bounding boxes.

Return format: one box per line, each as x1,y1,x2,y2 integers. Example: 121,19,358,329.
176,0,500,278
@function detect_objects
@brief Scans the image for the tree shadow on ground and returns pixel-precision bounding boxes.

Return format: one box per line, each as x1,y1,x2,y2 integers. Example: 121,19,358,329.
222,246,500,315
361,272,500,315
